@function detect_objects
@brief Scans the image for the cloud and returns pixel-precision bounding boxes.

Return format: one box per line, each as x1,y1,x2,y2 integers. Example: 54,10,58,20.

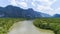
10,0,28,8
55,8,60,14
34,0,56,6
36,5,56,15
37,5,53,11
37,5,45,11
10,0,17,6
34,0,56,15
31,0,56,15
31,2,36,7
16,2,27,8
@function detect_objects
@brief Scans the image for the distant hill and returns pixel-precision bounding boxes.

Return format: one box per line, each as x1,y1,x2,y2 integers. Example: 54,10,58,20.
53,14,60,17
0,5,51,18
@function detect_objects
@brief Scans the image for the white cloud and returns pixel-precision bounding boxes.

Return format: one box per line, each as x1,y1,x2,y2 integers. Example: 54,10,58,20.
37,5,45,11
10,0,28,8
41,7,60,15
37,5,51,11
31,2,36,6
36,4,56,16
35,0,56,6
30,0,57,15
55,8,60,14
35,0,57,15
37,0,49,2
16,2,27,8
10,0,17,6
21,0,25,1
45,9,56,16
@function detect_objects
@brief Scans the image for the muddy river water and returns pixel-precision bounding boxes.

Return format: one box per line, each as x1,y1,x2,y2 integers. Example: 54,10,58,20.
8,20,54,34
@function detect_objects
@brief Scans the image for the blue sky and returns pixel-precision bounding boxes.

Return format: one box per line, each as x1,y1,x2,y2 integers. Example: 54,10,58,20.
0,0,60,16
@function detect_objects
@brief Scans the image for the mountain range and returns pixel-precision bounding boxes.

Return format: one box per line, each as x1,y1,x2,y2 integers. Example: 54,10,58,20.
0,5,51,18
53,14,60,17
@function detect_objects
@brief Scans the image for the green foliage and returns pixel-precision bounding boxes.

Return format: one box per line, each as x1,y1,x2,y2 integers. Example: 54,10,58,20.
33,18,60,34
0,18,25,34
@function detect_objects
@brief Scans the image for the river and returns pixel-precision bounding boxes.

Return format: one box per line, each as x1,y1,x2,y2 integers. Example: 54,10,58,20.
8,20,54,34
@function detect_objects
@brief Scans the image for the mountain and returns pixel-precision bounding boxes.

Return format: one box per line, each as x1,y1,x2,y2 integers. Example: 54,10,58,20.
0,5,51,18
53,14,60,17
40,13,51,17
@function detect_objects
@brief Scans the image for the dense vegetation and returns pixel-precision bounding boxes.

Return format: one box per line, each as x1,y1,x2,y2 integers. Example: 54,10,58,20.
33,18,60,34
0,18,26,34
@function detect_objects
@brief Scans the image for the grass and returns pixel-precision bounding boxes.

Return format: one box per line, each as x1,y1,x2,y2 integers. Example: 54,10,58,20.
0,18,26,34
33,18,60,34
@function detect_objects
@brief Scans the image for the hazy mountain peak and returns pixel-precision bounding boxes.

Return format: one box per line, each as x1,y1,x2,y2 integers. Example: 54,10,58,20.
0,5,51,18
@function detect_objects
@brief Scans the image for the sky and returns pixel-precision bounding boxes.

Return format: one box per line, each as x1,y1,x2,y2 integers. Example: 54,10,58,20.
0,0,60,16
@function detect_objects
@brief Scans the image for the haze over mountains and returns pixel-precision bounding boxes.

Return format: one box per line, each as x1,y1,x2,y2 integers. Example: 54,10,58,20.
0,5,59,18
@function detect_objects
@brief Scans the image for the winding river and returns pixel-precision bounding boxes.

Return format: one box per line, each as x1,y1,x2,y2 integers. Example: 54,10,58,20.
8,20,54,34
